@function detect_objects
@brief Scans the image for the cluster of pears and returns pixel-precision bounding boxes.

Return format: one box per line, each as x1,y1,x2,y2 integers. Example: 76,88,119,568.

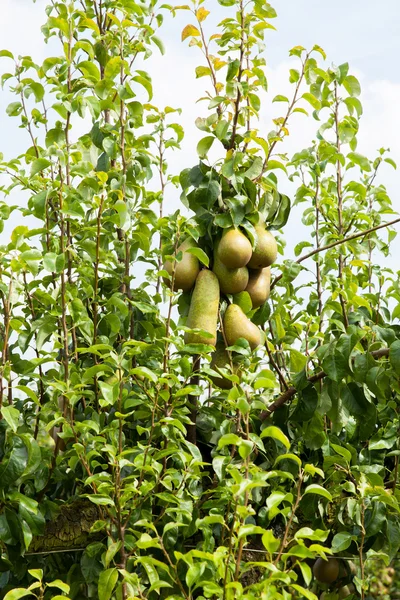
163,221,278,389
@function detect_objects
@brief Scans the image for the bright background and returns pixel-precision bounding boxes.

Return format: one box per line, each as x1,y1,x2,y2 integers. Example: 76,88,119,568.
1,0,399,271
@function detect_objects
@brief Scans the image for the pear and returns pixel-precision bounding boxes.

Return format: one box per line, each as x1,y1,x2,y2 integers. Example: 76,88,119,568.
163,237,200,293
184,270,219,347
213,247,249,295
210,341,238,389
217,228,252,269
245,267,271,308
223,304,261,350
248,224,277,269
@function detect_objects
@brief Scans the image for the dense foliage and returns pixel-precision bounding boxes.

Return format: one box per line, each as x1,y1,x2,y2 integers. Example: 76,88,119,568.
0,1,400,599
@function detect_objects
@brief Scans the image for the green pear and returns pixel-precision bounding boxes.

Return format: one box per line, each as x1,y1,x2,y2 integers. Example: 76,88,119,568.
245,267,271,308
213,247,249,295
217,228,252,269
248,224,277,269
210,341,238,389
163,237,200,292
184,270,219,347
223,304,261,350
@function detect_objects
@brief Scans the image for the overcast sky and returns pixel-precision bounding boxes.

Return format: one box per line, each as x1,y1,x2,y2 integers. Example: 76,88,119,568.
1,0,399,273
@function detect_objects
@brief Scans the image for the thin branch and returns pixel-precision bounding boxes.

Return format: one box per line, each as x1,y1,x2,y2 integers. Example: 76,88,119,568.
270,216,400,290
259,348,389,421
228,0,245,150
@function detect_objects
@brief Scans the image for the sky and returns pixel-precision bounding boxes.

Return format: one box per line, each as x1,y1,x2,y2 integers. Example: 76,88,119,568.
1,0,399,273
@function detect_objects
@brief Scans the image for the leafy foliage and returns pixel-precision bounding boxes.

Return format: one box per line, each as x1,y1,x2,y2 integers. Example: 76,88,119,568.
0,1,399,600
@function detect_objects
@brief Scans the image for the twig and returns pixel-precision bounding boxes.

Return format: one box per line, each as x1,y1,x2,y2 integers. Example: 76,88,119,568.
259,348,389,421
270,216,400,290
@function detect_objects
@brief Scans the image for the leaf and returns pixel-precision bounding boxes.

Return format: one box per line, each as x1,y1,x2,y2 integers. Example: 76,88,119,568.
196,7,210,22
47,580,70,594
347,152,371,172
195,66,211,78
272,95,289,103
331,532,353,552
131,366,158,384
343,75,361,97
303,484,332,502
260,426,290,449
31,158,51,176
197,136,215,158
290,584,318,600
302,93,321,110
0,50,14,59
2,406,20,432
218,433,240,448
186,247,209,267
3,590,33,600
98,568,118,600
291,386,318,422
181,24,200,41
390,340,400,375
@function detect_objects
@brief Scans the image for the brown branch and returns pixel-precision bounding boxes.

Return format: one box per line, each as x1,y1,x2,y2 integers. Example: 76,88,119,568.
259,347,389,421
259,52,310,176
228,0,245,150
270,216,400,290
334,81,349,329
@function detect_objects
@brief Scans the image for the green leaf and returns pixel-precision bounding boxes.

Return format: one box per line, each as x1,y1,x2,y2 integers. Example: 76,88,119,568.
302,93,321,110
290,584,318,600
98,568,118,600
272,95,289,103
303,484,332,502
0,50,14,59
131,366,158,384
347,152,371,171
104,57,122,80
186,246,209,267
47,580,70,594
331,532,353,552
390,340,400,375
195,66,211,78
218,433,240,448
31,158,51,176
3,590,33,600
260,426,290,449
343,75,361,97
2,406,20,432
197,136,215,158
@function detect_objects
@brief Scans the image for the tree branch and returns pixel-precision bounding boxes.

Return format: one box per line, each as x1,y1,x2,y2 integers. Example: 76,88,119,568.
271,216,400,290
259,347,390,421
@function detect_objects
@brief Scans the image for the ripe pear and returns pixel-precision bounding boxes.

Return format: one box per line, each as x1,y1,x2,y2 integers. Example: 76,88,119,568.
210,341,238,389
245,267,271,308
223,304,261,350
213,248,249,295
163,237,200,293
248,224,277,269
217,228,252,269
184,270,219,347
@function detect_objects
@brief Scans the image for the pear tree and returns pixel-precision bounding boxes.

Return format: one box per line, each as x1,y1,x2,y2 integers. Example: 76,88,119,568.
0,1,400,600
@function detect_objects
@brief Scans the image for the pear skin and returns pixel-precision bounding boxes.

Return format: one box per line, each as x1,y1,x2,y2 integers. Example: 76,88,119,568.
246,267,271,308
217,228,252,269
163,237,200,292
223,304,261,350
184,270,219,347
248,225,277,269
213,248,249,295
210,341,238,389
